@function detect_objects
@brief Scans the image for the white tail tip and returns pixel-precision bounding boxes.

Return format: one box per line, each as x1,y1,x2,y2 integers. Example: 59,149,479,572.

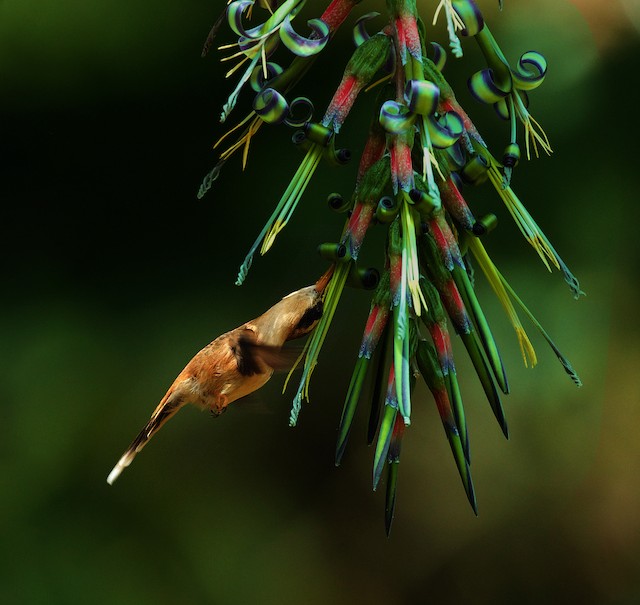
106,451,134,485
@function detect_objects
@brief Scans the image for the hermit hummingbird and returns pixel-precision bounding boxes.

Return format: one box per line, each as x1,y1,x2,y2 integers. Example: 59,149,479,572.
107,268,332,485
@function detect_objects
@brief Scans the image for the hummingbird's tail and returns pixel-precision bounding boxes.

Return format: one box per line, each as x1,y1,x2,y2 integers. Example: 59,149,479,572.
107,391,184,485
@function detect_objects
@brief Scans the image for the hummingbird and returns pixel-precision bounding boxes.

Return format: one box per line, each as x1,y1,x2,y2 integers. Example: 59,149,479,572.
106,269,333,485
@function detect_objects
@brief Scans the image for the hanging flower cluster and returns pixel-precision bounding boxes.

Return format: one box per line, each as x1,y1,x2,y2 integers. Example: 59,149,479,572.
200,0,583,534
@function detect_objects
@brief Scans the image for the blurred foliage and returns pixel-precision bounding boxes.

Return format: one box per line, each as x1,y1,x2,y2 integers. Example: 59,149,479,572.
1,1,639,604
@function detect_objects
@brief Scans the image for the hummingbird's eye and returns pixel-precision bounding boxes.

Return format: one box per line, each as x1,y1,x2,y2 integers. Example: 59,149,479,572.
295,301,324,332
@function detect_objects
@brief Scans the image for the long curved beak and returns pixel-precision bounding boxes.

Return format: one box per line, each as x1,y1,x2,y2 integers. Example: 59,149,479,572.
315,264,335,296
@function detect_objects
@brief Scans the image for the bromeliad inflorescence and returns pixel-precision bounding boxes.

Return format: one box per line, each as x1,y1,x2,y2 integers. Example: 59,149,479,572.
198,0,583,534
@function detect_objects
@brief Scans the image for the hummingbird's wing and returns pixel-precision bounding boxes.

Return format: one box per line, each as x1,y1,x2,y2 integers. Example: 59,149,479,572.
236,334,303,374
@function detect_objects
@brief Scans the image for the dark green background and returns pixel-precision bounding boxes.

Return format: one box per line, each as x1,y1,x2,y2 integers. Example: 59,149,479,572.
2,1,639,603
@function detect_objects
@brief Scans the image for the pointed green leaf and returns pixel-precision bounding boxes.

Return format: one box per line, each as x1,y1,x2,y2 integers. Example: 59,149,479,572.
336,357,370,466
393,304,411,424
373,403,397,491
367,323,391,445
444,369,470,463
460,330,509,439
453,264,510,394
385,461,399,536
443,423,478,515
